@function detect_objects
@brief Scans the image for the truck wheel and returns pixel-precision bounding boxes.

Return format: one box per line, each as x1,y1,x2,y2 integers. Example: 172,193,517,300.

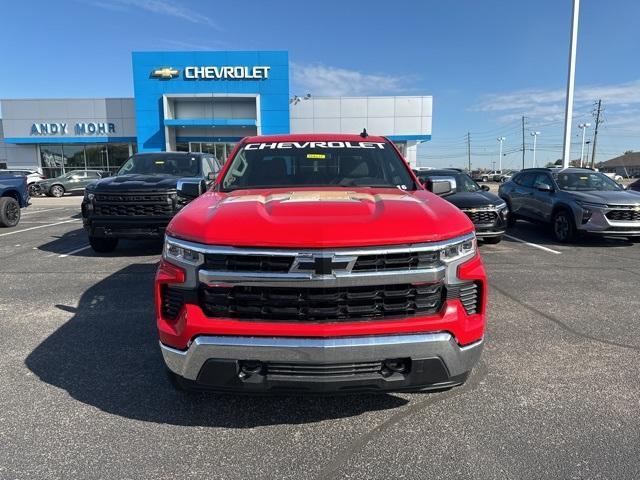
28,184,38,196
0,197,21,227
482,236,502,244
50,185,65,197
89,236,119,253
482,176,489,182
552,209,576,243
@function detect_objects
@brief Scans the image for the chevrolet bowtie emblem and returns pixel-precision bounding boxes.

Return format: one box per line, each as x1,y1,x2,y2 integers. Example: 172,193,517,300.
151,67,179,79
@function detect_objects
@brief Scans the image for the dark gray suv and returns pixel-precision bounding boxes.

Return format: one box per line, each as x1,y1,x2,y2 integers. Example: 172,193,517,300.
499,167,640,242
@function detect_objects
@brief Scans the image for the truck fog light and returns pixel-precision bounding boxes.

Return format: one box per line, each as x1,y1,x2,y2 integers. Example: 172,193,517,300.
582,209,593,224
239,361,263,377
383,358,408,374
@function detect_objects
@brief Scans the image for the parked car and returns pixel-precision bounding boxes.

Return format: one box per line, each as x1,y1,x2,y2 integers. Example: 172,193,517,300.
0,172,29,227
602,172,624,182
0,168,45,195
81,152,222,252
499,167,640,243
472,170,503,182
417,169,508,243
157,134,486,394
36,170,108,197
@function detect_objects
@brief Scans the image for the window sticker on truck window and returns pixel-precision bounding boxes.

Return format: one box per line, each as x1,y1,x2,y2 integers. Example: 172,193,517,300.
244,141,386,150
306,153,326,159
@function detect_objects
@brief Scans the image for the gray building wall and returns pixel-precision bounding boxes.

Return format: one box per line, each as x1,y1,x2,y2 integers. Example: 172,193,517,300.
1,98,136,140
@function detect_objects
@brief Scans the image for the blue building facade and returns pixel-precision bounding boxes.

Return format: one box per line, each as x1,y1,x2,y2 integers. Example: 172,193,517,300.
131,51,290,152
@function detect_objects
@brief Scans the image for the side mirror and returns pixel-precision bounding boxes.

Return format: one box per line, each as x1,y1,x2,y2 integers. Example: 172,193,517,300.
207,171,218,182
481,185,490,191
537,183,553,192
427,179,453,196
177,178,207,199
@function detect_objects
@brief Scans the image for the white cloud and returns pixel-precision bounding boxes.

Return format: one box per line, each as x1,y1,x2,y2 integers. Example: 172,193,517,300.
291,63,410,96
87,0,221,30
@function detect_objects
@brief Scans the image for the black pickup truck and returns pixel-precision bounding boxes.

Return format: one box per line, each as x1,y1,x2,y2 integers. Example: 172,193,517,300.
81,152,222,252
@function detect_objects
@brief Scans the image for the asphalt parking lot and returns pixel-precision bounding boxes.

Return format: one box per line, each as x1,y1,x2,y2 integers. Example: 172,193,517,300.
1,196,639,480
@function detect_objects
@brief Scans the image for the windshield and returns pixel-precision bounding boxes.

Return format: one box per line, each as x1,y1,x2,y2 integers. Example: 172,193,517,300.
117,153,201,177
420,172,481,193
553,172,622,191
220,141,417,191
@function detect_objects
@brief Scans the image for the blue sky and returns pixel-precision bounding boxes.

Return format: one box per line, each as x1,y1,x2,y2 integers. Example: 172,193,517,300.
1,0,639,168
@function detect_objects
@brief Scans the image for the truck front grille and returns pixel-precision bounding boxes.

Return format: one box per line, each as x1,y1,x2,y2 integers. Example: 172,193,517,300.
265,361,383,377
606,209,640,222
204,254,294,273
463,210,498,225
351,251,440,272
93,193,174,217
199,283,444,322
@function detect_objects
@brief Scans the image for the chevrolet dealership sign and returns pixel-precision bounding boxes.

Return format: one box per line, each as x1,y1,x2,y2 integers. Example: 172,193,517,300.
151,65,270,80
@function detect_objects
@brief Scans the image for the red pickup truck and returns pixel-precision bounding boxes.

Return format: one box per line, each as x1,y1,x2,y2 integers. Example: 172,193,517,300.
156,134,486,393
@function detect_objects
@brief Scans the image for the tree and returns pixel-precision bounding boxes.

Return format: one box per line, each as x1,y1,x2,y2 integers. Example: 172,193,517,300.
624,150,634,155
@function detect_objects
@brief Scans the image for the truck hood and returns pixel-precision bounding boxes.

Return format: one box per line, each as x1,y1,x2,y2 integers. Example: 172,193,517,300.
569,189,640,206
167,188,474,248
442,191,505,209
88,174,179,192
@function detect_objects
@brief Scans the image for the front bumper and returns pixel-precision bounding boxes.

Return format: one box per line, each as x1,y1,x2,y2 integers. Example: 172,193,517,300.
576,207,640,237
160,333,483,393
474,226,506,238
83,216,171,239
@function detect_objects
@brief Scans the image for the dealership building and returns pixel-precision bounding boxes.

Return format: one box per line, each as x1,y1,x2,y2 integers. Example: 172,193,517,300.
0,51,432,178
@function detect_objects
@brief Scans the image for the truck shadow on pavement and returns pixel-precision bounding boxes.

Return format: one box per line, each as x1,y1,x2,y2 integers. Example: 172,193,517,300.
38,229,163,257
25,264,408,427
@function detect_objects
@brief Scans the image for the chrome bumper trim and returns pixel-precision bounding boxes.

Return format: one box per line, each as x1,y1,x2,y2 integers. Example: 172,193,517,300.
160,334,484,381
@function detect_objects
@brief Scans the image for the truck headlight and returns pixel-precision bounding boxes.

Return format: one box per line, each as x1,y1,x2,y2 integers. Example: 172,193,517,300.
164,238,203,266
84,191,95,201
440,236,477,262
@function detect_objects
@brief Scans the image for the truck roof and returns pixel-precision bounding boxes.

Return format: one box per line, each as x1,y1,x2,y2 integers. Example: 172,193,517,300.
242,133,389,143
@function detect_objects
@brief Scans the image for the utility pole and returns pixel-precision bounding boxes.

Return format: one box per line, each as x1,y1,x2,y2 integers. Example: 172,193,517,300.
497,137,505,171
521,116,526,170
466,132,471,172
578,122,591,167
590,99,603,168
562,0,580,169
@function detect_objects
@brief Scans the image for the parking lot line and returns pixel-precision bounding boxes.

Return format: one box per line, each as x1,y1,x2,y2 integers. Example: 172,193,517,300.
58,244,91,258
21,207,65,215
504,234,562,255
0,219,79,237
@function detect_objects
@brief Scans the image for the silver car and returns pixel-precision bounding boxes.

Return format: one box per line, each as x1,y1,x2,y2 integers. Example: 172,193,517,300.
499,167,640,243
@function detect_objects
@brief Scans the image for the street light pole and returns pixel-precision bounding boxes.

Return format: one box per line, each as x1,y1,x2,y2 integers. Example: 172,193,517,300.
578,122,591,167
497,137,505,171
530,131,540,167
561,0,580,169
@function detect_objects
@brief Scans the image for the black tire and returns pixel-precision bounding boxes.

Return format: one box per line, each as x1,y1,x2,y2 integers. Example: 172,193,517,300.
482,176,489,182
89,236,119,253
506,212,517,228
50,185,65,197
552,209,576,243
0,197,21,227
482,236,502,244
28,184,38,196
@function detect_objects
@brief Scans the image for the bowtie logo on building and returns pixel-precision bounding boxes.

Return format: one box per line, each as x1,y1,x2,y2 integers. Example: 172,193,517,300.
151,67,180,79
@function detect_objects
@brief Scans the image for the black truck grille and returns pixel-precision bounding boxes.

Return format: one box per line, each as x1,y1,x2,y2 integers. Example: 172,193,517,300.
606,209,640,222
464,210,498,225
204,254,294,272
447,282,481,315
93,193,174,217
202,251,441,273
352,251,440,272
265,361,383,377
199,283,444,322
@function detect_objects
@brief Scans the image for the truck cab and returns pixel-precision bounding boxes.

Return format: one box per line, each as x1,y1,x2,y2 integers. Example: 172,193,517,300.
81,152,222,252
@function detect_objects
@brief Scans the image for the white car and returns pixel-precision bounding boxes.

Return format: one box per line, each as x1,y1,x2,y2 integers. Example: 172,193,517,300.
602,172,624,182
0,168,45,195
